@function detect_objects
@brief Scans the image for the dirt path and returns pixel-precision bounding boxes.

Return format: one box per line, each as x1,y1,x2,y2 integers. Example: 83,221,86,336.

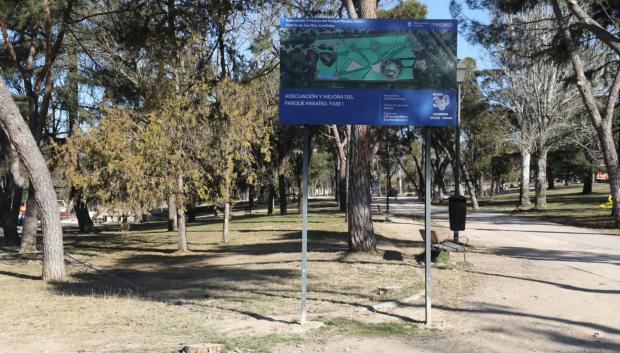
276,200,620,352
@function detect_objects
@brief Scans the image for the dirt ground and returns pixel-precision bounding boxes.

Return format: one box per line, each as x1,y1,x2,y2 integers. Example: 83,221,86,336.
274,201,620,353
1,200,619,352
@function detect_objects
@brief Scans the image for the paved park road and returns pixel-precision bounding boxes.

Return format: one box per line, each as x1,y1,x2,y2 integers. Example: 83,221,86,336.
388,198,620,353
283,198,620,353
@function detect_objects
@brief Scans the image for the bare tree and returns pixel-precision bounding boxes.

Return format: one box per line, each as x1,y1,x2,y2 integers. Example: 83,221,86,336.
485,5,579,209
550,0,620,224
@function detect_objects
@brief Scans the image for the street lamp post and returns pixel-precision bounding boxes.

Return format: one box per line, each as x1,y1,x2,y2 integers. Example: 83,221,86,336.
454,61,470,244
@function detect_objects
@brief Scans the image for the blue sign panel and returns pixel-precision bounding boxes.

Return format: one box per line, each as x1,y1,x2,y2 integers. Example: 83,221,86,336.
279,17,457,126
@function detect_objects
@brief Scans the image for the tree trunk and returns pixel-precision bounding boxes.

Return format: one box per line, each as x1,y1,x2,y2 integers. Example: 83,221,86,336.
0,143,23,246
334,158,340,201
222,202,229,243
187,200,196,222
478,173,485,198
217,20,227,78
21,187,39,240
520,149,532,207
398,167,403,196
278,172,287,215
176,175,188,252
583,168,593,194
330,125,349,212
267,182,275,215
168,192,177,231
359,0,377,18
412,155,425,199
547,168,555,190
133,206,143,223
397,157,419,197
67,47,95,233
432,182,442,204
440,177,448,198
0,181,21,246
535,149,548,209
248,185,254,210
0,80,65,281
347,125,375,252
345,0,376,251
461,163,480,211
74,196,94,232
20,187,39,253
338,155,347,212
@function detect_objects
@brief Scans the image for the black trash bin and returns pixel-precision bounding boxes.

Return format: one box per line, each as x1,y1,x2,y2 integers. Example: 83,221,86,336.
448,195,467,231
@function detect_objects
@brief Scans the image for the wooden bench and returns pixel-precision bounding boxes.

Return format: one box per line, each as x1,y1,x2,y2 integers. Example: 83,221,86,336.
418,229,467,254
418,229,443,244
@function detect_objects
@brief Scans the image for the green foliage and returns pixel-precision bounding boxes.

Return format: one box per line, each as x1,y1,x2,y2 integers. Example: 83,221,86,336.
59,77,274,215
208,78,274,204
59,106,150,215
378,0,427,19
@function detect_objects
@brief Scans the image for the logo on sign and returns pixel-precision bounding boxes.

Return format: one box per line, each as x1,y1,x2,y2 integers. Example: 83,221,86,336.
433,93,450,111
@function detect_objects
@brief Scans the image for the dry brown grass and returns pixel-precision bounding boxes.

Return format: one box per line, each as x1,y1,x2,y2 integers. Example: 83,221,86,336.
0,200,474,352
479,183,620,233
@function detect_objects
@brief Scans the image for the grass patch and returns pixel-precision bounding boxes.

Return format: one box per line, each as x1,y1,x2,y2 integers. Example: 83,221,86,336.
456,261,474,270
373,282,424,302
437,251,450,264
322,317,418,337
479,184,619,232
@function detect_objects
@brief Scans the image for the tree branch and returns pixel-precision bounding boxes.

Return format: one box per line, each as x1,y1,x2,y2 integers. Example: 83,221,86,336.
564,0,620,55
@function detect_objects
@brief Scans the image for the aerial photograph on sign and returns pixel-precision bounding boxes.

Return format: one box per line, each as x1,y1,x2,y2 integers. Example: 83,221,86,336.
280,18,456,89
279,18,457,126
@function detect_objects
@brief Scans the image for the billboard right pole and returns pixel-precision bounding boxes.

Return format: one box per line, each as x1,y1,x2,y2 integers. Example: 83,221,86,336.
454,81,462,243
424,126,432,325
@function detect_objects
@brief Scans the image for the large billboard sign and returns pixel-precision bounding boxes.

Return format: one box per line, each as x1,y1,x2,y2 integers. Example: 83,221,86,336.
279,18,457,126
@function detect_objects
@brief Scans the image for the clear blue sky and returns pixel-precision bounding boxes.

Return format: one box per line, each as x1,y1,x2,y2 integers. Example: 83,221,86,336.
422,0,491,69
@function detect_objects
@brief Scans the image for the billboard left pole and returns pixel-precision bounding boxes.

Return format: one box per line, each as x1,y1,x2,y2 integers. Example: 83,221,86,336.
300,125,309,325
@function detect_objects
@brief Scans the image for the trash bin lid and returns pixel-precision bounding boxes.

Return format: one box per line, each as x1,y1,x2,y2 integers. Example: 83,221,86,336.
448,195,467,202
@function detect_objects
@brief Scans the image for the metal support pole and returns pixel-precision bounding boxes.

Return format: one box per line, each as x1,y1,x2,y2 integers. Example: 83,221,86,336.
300,126,309,325
424,127,432,325
386,143,390,215
454,83,462,243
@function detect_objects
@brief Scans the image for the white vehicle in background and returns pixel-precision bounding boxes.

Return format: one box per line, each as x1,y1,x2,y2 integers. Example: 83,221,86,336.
57,200,69,218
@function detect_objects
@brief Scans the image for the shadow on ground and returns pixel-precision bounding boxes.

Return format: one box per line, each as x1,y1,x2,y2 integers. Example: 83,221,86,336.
49,201,424,325
494,246,620,266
